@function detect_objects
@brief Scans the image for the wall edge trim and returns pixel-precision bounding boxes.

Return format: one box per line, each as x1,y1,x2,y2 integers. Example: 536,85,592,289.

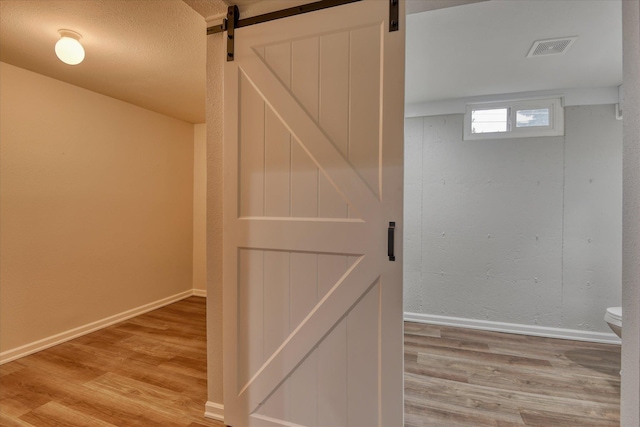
404,311,622,345
405,86,620,118
0,289,196,365
204,401,224,421
192,289,208,298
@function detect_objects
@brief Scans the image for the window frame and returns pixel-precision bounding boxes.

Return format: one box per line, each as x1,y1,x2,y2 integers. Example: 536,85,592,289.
463,97,564,140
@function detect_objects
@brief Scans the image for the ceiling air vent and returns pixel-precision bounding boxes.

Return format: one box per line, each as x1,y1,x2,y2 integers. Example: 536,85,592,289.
527,37,577,58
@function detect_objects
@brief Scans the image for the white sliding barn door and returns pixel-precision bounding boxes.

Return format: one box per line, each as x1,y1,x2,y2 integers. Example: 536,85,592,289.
223,1,405,426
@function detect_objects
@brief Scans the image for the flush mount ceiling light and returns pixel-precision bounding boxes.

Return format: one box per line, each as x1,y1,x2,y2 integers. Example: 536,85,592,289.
55,30,85,65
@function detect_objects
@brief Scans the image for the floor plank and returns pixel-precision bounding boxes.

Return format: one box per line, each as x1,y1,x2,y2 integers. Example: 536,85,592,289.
19,401,116,427
405,322,621,426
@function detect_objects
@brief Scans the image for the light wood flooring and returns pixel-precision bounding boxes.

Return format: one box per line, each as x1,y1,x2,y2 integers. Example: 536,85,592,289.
1,298,621,426
405,322,621,427
0,297,224,427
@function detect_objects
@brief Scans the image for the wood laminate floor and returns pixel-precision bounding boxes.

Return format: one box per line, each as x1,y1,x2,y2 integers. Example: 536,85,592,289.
0,297,224,427
0,298,621,426
404,322,621,427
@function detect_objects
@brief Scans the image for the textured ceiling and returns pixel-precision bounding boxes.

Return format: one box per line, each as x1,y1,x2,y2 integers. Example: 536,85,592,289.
0,0,314,123
0,0,219,123
183,0,228,20
406,0,623,106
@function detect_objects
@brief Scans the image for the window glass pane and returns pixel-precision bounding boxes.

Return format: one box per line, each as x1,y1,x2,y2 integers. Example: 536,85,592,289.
516,108,550,127
471,108,508,133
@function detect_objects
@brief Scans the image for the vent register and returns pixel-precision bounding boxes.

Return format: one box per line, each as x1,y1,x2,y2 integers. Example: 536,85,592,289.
527,37,577,57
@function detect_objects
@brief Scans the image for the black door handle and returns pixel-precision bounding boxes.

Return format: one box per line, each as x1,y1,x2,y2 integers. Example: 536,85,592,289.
388,222,395,261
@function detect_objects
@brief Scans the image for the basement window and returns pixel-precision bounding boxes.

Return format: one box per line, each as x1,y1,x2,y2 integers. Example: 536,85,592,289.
463,98,564,140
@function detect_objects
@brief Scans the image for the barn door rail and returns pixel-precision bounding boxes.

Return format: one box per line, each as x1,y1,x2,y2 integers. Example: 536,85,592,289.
206,0,401,60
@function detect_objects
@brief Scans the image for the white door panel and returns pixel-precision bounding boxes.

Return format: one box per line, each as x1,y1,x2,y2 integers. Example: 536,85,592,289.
223,1,405,425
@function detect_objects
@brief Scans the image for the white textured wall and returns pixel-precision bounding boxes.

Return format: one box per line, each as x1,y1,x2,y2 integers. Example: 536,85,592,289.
563,105,623,330
404,104,622,334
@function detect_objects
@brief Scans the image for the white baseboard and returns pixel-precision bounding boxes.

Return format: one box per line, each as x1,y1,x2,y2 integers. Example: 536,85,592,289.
404,311,622,345
192,288,207,298
0,289,201,365
204,401,224,422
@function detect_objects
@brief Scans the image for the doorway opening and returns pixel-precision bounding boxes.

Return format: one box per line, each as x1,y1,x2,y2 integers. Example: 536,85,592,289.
403,1,623,424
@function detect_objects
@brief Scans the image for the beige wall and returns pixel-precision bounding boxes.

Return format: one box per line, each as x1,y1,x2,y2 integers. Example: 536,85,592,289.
0,62,194,355
205,32,224,405
193,123,207,292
